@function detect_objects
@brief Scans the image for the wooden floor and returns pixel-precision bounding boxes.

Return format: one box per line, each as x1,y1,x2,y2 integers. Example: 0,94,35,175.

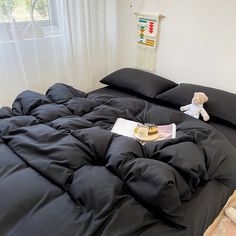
204,191,236,236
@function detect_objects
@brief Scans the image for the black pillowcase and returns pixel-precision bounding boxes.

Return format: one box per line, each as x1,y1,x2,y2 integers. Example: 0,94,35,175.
157,83,236,126
100,68,177,98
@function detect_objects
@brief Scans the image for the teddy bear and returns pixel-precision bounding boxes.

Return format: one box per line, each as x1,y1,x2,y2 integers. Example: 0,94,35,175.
180,92,210,121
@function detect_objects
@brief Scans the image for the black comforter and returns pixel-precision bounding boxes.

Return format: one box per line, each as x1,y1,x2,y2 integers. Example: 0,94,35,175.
0,83,235,236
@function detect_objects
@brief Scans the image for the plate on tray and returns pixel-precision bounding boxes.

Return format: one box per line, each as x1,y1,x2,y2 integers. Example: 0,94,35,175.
134,132,160,142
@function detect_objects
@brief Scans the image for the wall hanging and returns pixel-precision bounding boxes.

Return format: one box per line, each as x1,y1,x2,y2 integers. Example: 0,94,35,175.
136,13,165,72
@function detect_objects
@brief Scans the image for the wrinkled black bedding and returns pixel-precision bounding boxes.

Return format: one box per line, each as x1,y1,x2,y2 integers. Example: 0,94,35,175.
0,83,235,236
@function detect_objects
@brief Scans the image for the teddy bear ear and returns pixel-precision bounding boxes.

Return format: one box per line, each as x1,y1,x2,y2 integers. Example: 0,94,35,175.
204,94,209,102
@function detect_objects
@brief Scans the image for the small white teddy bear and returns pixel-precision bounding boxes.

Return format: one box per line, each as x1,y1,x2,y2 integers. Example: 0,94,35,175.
180,92,210,121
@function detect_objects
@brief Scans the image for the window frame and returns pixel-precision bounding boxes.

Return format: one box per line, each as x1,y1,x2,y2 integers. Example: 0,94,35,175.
0,0,58,30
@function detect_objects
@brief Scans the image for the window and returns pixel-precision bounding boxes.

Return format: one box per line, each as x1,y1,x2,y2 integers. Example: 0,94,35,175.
0,0,57,27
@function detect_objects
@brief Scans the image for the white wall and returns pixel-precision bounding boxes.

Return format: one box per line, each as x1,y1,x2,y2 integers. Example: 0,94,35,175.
117,0,236,94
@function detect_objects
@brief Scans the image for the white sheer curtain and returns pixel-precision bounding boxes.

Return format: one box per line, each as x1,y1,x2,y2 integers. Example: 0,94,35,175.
0,0,115,107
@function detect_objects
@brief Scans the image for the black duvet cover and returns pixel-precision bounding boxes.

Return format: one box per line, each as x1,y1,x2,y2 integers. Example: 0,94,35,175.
0,83,235,236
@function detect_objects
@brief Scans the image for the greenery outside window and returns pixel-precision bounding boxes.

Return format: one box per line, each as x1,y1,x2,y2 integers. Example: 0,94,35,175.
0,0,57,29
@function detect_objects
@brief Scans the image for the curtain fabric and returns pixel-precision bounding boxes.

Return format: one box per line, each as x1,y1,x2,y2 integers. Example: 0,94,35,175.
57,0,108,91
0,0,111,107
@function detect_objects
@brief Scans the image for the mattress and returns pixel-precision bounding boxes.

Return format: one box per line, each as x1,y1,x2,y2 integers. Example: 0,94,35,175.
0,83,235,236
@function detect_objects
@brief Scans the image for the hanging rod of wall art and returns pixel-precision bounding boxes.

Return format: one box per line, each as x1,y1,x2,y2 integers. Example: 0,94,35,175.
134,12,166,20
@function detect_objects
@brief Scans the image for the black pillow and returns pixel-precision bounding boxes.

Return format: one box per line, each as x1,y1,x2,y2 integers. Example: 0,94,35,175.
157,83,236,125
100,68,177,98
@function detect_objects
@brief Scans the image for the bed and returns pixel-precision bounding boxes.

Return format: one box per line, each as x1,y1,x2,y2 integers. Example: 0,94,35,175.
0,68,235,236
